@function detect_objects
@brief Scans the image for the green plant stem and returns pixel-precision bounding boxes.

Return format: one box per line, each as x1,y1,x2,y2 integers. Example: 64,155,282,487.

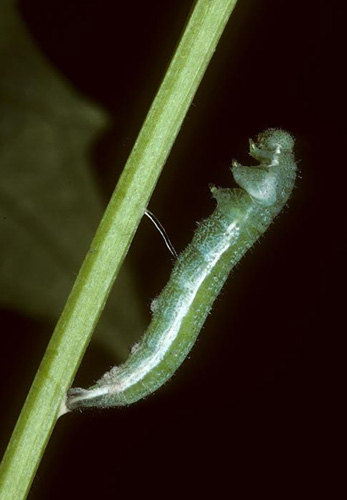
0,1,238,498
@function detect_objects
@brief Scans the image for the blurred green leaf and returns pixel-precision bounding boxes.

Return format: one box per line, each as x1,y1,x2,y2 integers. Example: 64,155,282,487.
0,0,144,360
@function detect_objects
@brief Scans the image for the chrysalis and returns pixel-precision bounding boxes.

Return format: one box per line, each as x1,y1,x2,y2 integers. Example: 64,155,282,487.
66,128,297,411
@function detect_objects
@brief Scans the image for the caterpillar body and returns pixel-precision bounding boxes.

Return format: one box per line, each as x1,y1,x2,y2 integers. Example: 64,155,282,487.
66,129,297,411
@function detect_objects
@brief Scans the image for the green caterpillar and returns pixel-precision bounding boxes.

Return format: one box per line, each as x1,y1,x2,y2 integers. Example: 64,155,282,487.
66,128,297,411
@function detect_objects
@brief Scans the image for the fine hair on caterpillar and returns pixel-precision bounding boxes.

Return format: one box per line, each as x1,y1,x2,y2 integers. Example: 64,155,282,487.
64,128,297,413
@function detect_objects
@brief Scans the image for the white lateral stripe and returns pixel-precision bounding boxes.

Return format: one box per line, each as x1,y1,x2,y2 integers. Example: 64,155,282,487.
114,221,239,393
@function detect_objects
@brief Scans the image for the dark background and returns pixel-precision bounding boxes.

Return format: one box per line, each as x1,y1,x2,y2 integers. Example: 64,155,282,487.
1,0,343,497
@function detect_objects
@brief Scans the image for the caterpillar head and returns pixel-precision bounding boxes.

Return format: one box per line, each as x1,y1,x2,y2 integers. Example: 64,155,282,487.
232,129,296,207
255,128,294,154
